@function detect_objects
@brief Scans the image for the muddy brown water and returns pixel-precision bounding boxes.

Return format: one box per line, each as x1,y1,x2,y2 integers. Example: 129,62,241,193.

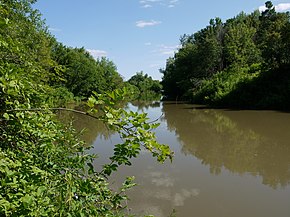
65,101,290,217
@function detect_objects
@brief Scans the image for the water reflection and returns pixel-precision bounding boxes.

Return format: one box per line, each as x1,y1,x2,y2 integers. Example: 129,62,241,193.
130,100,161,111
143,171,200,206
57,107,113,145
60,102,290,216
162,102,290,188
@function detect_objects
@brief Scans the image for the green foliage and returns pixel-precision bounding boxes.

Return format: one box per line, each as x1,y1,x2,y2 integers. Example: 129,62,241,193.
257,5,290,69
192,65,260,106
161,18,224,99
127,72,162,101
0,109,137,216
224,21,261,67
161,1,290,109
0,0,54,83
222,66,290,109
87,88,173,176
46,86,75,107
0,1,172,216
193,63,290,109
0,84,173,216
51,44,124,98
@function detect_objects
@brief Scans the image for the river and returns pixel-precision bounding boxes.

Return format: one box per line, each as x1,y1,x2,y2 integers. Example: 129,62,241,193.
64,101,290,217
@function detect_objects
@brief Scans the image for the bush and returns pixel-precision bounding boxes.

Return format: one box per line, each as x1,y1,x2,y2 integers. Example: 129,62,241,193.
192,66,260,106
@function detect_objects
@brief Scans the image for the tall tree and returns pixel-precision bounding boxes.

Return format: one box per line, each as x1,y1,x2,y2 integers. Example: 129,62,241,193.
257,1,290,68
224,18,261,67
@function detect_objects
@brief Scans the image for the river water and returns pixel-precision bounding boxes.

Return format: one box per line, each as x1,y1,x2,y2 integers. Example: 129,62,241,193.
67,101,290,217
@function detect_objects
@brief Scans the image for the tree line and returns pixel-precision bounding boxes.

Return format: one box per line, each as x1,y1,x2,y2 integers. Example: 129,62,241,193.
0,0,161,103
161,1,290,109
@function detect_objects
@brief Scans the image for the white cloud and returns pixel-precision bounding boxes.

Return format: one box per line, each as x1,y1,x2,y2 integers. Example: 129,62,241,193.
152,176,174,187
155,44,181,56
86,49,107,59
259,5,267,12
142,4,152,8
136,20,162,28
149,172,175,187
139,0,179,8
139,0,161,7
259,3,290,12
275,3,290,12
142,170,201,209
140,0,161,3
149,63,163,68
48,27,61,32
173,189,200,207
162,50,175,55
166,0,179,7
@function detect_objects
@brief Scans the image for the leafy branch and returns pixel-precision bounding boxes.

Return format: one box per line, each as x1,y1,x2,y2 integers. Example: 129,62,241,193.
2,88,173,178
87,88,174,176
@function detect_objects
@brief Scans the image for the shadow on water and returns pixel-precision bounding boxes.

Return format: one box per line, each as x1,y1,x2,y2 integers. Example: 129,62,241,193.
162,102,290,189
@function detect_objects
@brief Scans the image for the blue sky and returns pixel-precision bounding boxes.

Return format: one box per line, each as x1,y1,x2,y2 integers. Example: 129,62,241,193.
34,0,290,80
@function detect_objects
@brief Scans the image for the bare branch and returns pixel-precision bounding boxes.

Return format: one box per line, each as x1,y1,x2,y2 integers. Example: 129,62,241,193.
147,113,164,124
4,108,100,120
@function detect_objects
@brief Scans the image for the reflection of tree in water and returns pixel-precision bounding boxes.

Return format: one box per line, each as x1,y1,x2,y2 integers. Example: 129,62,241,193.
162,103,290,188
57,107,113,145
130,100,161,112
58,101,161,145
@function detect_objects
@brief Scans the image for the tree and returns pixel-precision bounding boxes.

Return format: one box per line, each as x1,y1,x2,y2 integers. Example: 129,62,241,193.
257,1,290,68
128,72,162,100
262,1,275,17
194,17,224,76
97,57,123,92
224,19,261,67
51,44,123,98
160,57,181,99
161,18,225,99
0,0,55,82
